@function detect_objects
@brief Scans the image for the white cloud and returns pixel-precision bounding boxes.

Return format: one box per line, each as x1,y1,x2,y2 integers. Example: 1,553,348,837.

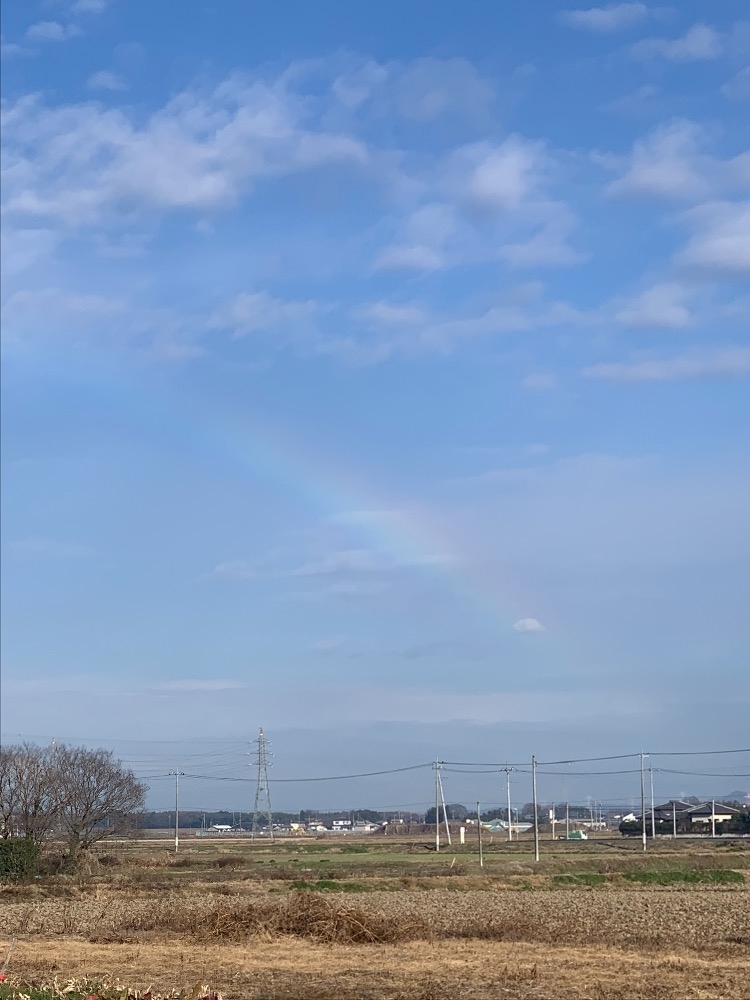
522,372,558,390
9,537,93,558
615,283,693,329
463,137,544,211
374,203,455,273
310,637,344,651
211,291,319,339
356,302,427,326
88,70,127,92
722,67,750,102
375,138,577,274
2,77,368,229
583,348,750,382
1,287,126,344
210,560,258,581
292,580,388,601
526,443,550,456
606,120,711,201
677,201,750,276
291,548,390,577
513,617,546,632
1,36,31,58
631,24,723,61
26,21,81,42
331,56,495,123
391,57,495,122
152,679,247,692
291,544,449,579
71,0,109,12
606,84,661,115
561,3,649,32
499,205,582,268
374,243,445,272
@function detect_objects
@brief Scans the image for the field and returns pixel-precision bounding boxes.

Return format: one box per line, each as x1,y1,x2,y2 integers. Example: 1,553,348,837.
1,835,749,999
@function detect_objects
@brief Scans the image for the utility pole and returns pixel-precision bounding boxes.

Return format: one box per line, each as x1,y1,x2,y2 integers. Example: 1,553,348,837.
477,801,483,868
649,766,656,839
711,799,716,839
640,751,647,853
551,803,556,841
170,770,185,853
437,763,452,846
532,755,540,863
434,761,440,853
251,728,274,841
672,801,677,839
565,802,570,841
504,767,513,842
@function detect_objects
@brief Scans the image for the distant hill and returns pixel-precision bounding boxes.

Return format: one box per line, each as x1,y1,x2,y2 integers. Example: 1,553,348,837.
722,790,749,803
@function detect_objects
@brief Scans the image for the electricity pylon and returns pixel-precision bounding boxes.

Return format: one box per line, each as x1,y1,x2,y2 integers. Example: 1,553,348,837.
251,727,274,841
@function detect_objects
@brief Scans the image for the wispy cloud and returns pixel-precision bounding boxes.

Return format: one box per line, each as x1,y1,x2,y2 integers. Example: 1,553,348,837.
209,560,258,581
615,283,693,329
9,537,93,558
152,679,247,692
26,21,81,43
631,24,723,61
605,120,711,201
71,0,109,12
211,291,319,340
87,70,128,91
583,348,750,382
3,77,368,229
722,67,750,102
522,372,558,390
513,617,546,633
676,201,750,276
561,3,649,33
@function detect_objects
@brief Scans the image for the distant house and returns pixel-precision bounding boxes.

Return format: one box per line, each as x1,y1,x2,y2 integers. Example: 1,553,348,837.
687,802,741,825
652,800,693,823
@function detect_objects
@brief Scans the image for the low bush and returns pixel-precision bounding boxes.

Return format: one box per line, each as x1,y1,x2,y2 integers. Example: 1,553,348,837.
553,873,608,887
0,839,40,880
622,869,743,885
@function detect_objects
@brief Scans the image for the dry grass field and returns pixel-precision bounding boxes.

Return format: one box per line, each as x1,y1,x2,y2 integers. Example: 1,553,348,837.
1,836,748,999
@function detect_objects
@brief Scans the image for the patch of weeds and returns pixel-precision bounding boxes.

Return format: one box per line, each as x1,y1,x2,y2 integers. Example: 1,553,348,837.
290,878,368,893
553,873,608,887
340,845,369,854
622,869,743,885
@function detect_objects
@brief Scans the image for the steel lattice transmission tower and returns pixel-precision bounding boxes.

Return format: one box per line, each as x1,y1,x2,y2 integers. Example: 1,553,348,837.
251,727,274,840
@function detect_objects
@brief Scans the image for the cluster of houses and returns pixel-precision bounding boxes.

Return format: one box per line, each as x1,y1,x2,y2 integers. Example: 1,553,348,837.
297,818,382,835
621,799,743,832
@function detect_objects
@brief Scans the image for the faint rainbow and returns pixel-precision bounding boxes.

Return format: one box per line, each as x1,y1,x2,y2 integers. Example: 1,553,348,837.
78,362,548,637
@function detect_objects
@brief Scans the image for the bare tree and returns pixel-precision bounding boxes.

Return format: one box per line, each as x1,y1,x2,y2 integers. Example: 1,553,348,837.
53,745,146,868
0,745,19,837
0,744,59,845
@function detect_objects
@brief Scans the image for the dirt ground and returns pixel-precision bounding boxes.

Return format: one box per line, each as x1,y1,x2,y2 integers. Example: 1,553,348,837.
5,934,750,1000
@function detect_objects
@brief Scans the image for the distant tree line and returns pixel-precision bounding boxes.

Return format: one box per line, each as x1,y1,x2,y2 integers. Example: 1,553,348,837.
140,807,398,829
0,742,146,870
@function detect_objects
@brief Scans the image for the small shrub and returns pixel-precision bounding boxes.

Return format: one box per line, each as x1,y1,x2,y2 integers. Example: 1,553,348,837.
622,869,743,885
552,873,608,887
0,838,40,880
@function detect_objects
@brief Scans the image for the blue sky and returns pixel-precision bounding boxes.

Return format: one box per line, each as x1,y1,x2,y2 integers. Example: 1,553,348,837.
2,1,749,810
